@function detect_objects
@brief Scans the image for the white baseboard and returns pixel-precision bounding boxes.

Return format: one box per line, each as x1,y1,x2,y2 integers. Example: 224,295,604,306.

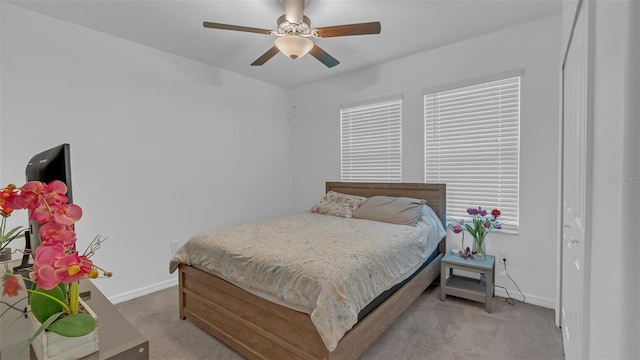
454,269,556,309
108,278,178,304
494,286,555,309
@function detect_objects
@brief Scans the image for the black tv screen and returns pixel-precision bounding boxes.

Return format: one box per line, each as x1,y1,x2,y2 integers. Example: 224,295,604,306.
24,143,73,252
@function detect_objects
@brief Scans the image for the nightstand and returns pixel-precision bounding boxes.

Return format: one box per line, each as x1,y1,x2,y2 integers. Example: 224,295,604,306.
440,253,495,313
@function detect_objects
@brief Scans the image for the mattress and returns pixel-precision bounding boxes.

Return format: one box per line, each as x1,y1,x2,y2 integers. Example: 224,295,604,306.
169,206,445,351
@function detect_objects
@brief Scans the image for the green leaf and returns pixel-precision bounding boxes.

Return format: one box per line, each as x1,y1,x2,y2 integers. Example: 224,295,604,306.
47,313,96,337
0,226,25,243
4,226,24,238
22,311,64,354
29,286,66,324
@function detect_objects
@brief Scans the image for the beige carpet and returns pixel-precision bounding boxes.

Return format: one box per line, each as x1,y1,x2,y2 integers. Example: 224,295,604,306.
115,284,564,360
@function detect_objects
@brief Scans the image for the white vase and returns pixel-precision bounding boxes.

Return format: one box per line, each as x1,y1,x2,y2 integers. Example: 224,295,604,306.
29,298,99,360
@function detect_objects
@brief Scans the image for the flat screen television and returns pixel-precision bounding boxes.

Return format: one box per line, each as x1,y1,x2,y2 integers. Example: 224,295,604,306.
21,143,74,262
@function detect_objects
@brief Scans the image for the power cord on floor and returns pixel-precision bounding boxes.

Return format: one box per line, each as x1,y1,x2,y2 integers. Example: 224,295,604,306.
494,258,526,305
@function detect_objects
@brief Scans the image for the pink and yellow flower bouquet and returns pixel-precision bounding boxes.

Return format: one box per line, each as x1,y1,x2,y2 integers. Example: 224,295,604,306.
1,180,110,339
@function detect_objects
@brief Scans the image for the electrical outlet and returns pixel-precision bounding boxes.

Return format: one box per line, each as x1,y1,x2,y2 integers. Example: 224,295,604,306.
171,241,179,253
500,250,509,263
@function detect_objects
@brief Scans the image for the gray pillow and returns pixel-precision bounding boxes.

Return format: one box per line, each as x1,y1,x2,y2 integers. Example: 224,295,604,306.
352,196,426,226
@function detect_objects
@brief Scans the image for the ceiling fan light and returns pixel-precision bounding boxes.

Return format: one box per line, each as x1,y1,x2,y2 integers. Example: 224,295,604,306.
275,35,313,60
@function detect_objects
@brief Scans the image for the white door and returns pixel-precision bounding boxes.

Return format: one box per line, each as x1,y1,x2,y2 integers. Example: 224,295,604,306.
560,0,592,359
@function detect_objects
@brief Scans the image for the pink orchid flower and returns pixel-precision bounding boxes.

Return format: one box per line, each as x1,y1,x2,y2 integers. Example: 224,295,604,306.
41,180,69,206
16,181,47,210
31,204,54,224
6,180,68,212
39,222,77,247
31,202,82,226
2,184,29,210
32,243,94,290
1,188,16,216
52,203,83,225
53,252,93,284
32,243,67,290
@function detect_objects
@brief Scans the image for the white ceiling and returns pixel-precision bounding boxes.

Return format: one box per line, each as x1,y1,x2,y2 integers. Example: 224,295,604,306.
6,0,562,89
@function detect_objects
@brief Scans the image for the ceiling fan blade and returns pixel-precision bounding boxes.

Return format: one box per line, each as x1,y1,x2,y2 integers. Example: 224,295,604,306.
203,22,272,35
309,44,339,68
251,46,281,66
284,0,304,24
315,22,381,38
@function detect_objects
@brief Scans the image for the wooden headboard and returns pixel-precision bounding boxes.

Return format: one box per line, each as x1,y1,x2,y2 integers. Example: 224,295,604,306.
325,182,447,227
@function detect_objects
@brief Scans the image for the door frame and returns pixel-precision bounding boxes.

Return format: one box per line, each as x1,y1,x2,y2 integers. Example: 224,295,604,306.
557,0,595,358
556,0,582,329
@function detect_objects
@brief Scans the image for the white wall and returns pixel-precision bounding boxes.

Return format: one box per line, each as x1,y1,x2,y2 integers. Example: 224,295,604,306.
291,16,561,307
0,4,294,302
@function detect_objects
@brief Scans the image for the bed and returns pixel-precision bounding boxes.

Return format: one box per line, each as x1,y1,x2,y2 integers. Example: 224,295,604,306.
169,182,446,359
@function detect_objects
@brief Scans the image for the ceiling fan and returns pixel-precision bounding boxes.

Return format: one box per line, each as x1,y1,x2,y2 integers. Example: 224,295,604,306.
203,0,381,68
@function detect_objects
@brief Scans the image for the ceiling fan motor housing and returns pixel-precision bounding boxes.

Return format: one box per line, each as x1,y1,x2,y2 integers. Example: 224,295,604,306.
276,15,311,35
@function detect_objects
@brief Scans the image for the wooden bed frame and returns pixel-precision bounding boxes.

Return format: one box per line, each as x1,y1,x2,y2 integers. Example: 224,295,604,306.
178,182,446,360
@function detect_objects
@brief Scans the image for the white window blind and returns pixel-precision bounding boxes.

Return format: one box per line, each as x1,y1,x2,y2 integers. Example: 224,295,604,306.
424,76,520,230
341,97,402,182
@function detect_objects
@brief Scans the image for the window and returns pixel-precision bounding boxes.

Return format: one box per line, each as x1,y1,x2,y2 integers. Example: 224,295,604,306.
341,96,402,182
424,74,520,230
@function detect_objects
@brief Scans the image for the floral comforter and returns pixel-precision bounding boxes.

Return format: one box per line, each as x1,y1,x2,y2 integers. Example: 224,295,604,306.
169,209,445,351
